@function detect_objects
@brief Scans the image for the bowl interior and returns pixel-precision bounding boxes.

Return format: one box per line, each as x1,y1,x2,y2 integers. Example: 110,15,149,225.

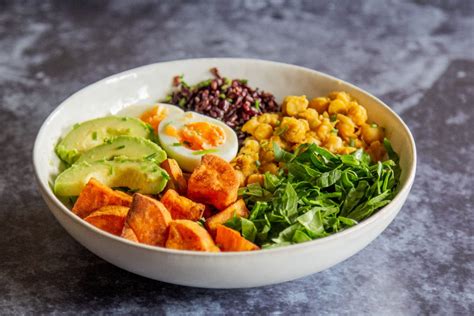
34,58,416,242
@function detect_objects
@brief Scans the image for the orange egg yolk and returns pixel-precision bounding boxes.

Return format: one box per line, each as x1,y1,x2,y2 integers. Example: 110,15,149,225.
140,106,169,133
178,122,225,150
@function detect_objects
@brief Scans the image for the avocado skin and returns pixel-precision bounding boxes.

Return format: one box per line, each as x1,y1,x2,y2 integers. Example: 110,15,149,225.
76,136,166,164
54,158,169,196
56,116,152,164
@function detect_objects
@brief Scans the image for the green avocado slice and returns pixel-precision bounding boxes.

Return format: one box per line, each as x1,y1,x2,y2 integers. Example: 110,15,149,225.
54,158,169,196
75,136,166,164
56,116,152,164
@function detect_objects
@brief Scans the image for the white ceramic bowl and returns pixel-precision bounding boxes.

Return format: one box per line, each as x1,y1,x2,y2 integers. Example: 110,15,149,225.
33,58,416,288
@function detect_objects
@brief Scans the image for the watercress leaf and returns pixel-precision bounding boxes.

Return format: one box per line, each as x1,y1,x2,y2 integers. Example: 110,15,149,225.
292,230,312,243
315,169,342,188
273,142,294,163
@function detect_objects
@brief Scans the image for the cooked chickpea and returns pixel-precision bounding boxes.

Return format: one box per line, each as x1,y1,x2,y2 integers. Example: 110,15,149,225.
347,102,368,126
235,154,258,176
246,174,264,186
328,99,348,115
336,114,356,140
324,134,344,152
258,113,281,127
316,118,333,142
361,123,385,144
260,162,279,175
282,95,308,116
259,147,275,163
309,97,330,114
305,131,321,145
241,139,260,154
281,117,309,143
254,123,273,141
235,170,246,187
337,146,357,155
241,117,259,134
334,91,351,103
298,108,320,129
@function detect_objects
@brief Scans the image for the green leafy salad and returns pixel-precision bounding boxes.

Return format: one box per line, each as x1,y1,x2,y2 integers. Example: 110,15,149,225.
226,138,401,248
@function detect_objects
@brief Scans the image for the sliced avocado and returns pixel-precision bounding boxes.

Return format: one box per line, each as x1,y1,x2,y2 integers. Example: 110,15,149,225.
76,136,167,164
54,158,169,196
56,116,152,164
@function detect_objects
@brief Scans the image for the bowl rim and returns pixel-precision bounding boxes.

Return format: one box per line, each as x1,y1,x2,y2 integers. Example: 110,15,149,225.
33,57,417,257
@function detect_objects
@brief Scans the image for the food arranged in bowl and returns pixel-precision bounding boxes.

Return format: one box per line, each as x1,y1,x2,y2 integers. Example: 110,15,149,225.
52,68,401,252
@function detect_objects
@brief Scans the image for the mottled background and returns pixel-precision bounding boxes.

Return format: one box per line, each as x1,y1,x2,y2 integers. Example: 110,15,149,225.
1,0,473,315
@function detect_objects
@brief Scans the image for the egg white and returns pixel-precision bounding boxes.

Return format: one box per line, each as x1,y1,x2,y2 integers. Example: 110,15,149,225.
158,112,238,172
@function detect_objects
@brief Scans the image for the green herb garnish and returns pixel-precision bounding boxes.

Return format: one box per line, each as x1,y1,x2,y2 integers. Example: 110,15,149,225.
254,99,261,111
116,145,125,150
92,131,98,140
172,142,183,147
192,149,219,155
275,125,288,136
371,123,378,128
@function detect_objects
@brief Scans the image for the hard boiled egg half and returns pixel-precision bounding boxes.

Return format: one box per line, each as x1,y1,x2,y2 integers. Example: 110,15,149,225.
158,112,238,172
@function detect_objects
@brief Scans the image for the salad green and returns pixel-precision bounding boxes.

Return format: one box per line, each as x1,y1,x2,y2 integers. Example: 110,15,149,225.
226,139,401,248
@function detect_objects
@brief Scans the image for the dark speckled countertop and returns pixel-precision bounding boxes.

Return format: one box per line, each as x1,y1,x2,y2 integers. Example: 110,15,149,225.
1,1,473,314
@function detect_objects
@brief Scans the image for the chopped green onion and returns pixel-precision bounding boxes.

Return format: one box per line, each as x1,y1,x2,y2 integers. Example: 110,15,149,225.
256,160,261,168
91,131,97,140
192,149,219,155
371,123,378,128
330,114,337,122
239,79,248,84
172,142,183,147
178,98,186,108
331,128,339,134
349,138,356,147
275,125,288,136
254,99,261,111
219,93,226,99
116,145,125,150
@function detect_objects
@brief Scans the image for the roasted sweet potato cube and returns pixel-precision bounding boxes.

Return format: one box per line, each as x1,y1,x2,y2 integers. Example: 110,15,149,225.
72,178,132,218
121,221,138,242
215,224,259,251
161,189,205,221
123,193,172,246
161,159,187,195
205,199,249,236
84,205,129,235
166,220,219,252
187,154,240,210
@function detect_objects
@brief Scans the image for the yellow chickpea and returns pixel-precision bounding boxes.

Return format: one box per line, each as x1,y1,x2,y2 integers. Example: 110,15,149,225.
334,91,351,103
324,134,344,152
258,113,281,127
260,162,279,175
328,99,348,115
305,131,322,145
280,117,309,143
242,117,259,134
366,140,386,162
347,102,368,126
282,95,309,116
254,123,273,141
361,123,385,144
309,97,330,114
316,118,333,142
246,173,264,186
235,170,246,187
336,114,356,140
241,139,260,156
298,108,320,130
259,147,275,163
337,146,357,155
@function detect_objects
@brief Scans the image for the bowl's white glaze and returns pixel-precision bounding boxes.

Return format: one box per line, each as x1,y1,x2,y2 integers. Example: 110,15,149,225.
33,58,416,288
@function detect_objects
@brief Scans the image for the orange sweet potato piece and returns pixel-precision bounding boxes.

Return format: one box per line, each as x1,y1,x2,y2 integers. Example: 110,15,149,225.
161,159,188,195
215,224,259,251
123,193,172,246
161,189,205,221
166,220,220,252
72,178,132,218
121,221,138,242
187,154,240,210
205,199,249,236
84,205,129,235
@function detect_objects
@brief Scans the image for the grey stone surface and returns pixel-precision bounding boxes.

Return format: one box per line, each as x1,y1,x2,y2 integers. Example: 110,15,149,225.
1,0,473,314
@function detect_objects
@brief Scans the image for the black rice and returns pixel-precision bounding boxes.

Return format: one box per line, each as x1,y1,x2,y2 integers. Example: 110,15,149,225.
164,68,279,143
